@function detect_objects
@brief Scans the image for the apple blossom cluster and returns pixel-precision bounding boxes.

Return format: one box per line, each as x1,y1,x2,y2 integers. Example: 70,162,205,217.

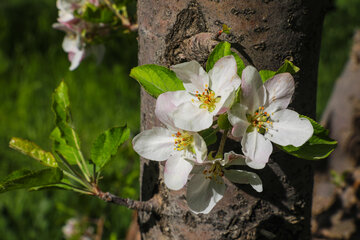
53,0,105,70
132,55,314,214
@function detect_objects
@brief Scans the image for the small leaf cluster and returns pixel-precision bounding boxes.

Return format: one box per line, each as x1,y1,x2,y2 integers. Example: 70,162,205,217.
2,82,130,196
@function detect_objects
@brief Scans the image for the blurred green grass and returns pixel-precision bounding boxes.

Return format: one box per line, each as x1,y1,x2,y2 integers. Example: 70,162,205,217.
0,1,140,239
0,0,359,239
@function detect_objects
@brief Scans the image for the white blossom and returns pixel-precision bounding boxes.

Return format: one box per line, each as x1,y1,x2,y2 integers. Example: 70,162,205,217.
156,55,241,132
228,66,313,169
132,92,207,190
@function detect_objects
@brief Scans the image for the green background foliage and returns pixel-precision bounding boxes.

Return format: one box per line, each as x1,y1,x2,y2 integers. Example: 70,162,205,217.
0,0,359,239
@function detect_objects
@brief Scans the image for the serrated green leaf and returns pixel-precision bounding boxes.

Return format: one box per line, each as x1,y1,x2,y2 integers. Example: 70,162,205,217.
51,82,83,166
278,115,337,160
130,64,185,98
91,126,130,170
276,60,300,75
9,137,57,167
259,70,276,83
199,128,217,146
0,168,63,194
206,41,245,76
218,113,231,130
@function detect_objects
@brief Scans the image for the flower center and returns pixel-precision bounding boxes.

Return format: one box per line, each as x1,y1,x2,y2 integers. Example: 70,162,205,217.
248,106,273,134
203,161,224,184
192,84,221,112
172,131,194,152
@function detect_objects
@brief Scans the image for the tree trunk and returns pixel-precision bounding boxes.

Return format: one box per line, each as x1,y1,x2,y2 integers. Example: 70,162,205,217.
137,1,328,239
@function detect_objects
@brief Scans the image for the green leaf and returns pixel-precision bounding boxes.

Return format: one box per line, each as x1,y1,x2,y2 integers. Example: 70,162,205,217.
259,70,276,83
50,128,81,165
278,115,337,160
51,82,83,166
218,113,231,130
9,137,57,167
199,128,217,146
276,60,300,75
91,126,130,170
259,60,300,83
206,41,245,76
0,168,63,194
130,64,185,98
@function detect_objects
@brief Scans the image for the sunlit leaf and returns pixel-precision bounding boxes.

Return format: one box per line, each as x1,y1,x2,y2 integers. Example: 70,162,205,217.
91,125,130,170
130,64,185,98
9,137,57,167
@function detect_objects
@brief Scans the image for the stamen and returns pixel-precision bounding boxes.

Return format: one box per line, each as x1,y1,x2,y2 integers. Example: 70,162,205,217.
173,131,194,152
193,87,221,113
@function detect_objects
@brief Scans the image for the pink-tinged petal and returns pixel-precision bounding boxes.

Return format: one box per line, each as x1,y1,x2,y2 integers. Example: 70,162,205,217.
241,131,272,169
155,91,191,129
224,169,263,192
69,49,85,71
173,102,213,132
241,66,267,112
208,55,241,92
164,156,193,190
186,172,225,214
132,127,176,161
228,103,250,137
264,73,295,114
265,109,313,147
192,132,207,163
170,61,209,93
223,151,246,166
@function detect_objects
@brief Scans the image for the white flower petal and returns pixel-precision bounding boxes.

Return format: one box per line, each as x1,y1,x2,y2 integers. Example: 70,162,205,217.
173,102,213,132
241,131,272,169
264,73,295,114
208,55,241,92
240,66,267,112
212,90,233,115
265,109,313,147
164,155,193,190
228,103,250,137
69,50,85,71
192,132,207,163
223,151,247,166
186,172,225,214
155,91,191,129
170,61,209,93
132,127,176,161
224,169,263,192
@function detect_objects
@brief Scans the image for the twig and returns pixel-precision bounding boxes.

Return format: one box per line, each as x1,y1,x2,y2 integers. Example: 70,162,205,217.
97,191,162,214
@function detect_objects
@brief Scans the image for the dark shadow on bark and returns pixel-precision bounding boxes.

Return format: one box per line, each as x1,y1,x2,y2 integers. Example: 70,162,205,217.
141,161,159,201
255,215,304,240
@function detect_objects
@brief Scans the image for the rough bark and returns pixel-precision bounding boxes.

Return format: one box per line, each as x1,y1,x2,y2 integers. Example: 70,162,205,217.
137,1,328,239
312,30,360,240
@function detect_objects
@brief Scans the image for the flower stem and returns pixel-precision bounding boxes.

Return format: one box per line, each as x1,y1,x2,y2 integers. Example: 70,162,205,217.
216,129,229,158
103,0,138,31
